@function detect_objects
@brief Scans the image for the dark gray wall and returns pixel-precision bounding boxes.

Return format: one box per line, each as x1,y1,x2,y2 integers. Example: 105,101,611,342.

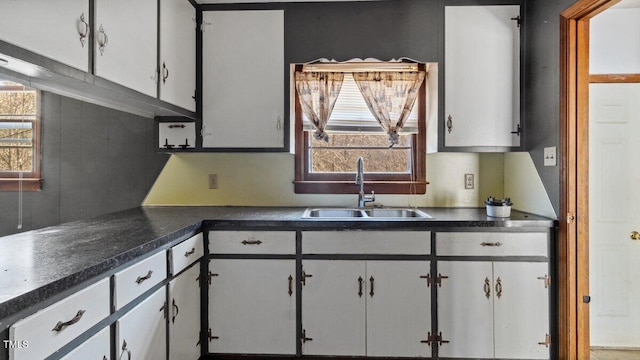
523,0,577,216
0,92,169,237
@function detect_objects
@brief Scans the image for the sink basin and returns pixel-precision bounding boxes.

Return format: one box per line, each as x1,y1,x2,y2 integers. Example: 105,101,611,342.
302,208,432,219
364,208,432,218
304,209,366,218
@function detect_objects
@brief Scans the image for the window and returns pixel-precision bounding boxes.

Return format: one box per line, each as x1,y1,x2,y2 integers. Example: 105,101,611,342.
0,80,41,191
293,63,427,194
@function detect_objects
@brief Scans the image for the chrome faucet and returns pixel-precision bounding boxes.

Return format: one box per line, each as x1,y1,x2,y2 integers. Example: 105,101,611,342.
356,156,375,208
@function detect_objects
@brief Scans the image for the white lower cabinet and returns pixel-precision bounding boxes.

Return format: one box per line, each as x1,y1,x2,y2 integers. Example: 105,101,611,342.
208,259,296,355
60,327,110,360
168,263,201,360
301,260,431,357
115,287,167,360
437,261,550,359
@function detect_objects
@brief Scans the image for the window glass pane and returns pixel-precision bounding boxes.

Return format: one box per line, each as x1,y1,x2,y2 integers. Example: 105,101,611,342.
0,122,34,172
0,80,36,173
310,133,411,173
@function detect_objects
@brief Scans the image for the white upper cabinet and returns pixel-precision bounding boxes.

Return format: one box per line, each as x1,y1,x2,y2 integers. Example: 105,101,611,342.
0,0,90,71
202,10,285,148
444,5,521,149
159,0,196,111
94,0,158,97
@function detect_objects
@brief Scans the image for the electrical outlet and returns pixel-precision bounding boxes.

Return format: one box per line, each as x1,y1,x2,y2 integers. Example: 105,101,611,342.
208,174,218,189
464,174,474,189
544,147,557,166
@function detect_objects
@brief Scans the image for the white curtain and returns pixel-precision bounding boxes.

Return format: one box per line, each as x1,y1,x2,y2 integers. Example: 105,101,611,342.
294,72,344,142
353,71,426,146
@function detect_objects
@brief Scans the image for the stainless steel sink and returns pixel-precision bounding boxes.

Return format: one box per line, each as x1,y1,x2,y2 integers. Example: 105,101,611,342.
364,208,432,218
304,208,366,218
302,208,432,219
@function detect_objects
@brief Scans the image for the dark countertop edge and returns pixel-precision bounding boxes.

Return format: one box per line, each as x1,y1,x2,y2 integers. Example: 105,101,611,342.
0,206,557,328
0,221,203,327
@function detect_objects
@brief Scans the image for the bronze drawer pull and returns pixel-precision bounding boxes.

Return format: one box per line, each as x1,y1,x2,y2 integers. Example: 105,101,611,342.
241,239,262,245
52,309,85,332
136,270,153,284
184,247,196,257
120,339,131,360
480,241,502,247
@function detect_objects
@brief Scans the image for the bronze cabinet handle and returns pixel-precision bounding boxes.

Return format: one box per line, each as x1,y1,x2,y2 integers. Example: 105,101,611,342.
288,275,293,296
184,247,196,257
120,339,132,360
78,12,90,47
495,277,503,299
135,270,153,284
358,276,364,297
241,239,263,245
480,242,502,247
52,310,85,331
484,277,491,299
631,231,640,240
162,62,170,84
369,276,375,297
172,298,179,323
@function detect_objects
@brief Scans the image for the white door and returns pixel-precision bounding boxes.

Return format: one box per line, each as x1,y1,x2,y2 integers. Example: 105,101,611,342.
169,264,201,360
116,287,167,360
0,0,89,71
94,0,158,97
589,83,640,347
208,259,296,354
493,262,550,359
301,260,366,356
437,261,494,358
444,5,520,148
159,0,196,111
202,10,284,148
366,261,431,357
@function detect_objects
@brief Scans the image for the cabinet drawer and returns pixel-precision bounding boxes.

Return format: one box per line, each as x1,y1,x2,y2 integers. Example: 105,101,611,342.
209,231,295,254
436,232,548,257
60,326,110,360
169,233,204,276
302,231,431,255
113,250,167,310
9,278,110,360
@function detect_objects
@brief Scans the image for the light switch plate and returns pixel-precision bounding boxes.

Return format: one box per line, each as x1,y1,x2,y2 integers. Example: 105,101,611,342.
544,147,557,166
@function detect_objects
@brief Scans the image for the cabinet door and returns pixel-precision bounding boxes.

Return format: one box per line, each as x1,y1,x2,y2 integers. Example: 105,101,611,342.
437,261,494,358
366,261,431,357
444,5,520,148
208,259,296,354
116,287,167,360
493,262,550,359
159,0,196,111
301,260,366,356
0,0,89,71
169,264,201,360
60,327,110,360
202,10,284,148
94,0,158,97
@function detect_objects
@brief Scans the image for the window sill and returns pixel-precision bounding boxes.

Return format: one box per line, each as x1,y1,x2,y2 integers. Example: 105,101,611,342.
0,178,42,191
293,181,427,194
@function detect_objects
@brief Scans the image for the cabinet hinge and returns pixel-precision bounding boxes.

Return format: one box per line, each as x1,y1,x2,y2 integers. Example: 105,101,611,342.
537,274,551,289
197,328,219,346
422,273,449,287
538,333,552,348
208,271,219,285
301,329,313,343
301,270,313,286
421,331,450,347
566,212,576,224
511,15,522,27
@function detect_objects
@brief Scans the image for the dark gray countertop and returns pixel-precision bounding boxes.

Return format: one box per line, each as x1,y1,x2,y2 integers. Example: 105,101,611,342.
0,206,556,328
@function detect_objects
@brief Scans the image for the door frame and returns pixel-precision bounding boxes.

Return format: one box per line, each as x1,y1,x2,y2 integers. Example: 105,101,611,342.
559,0,620,359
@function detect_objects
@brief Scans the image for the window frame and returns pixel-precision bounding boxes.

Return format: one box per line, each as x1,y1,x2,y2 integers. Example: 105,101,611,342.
293,64,427,194
0,86,42,191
